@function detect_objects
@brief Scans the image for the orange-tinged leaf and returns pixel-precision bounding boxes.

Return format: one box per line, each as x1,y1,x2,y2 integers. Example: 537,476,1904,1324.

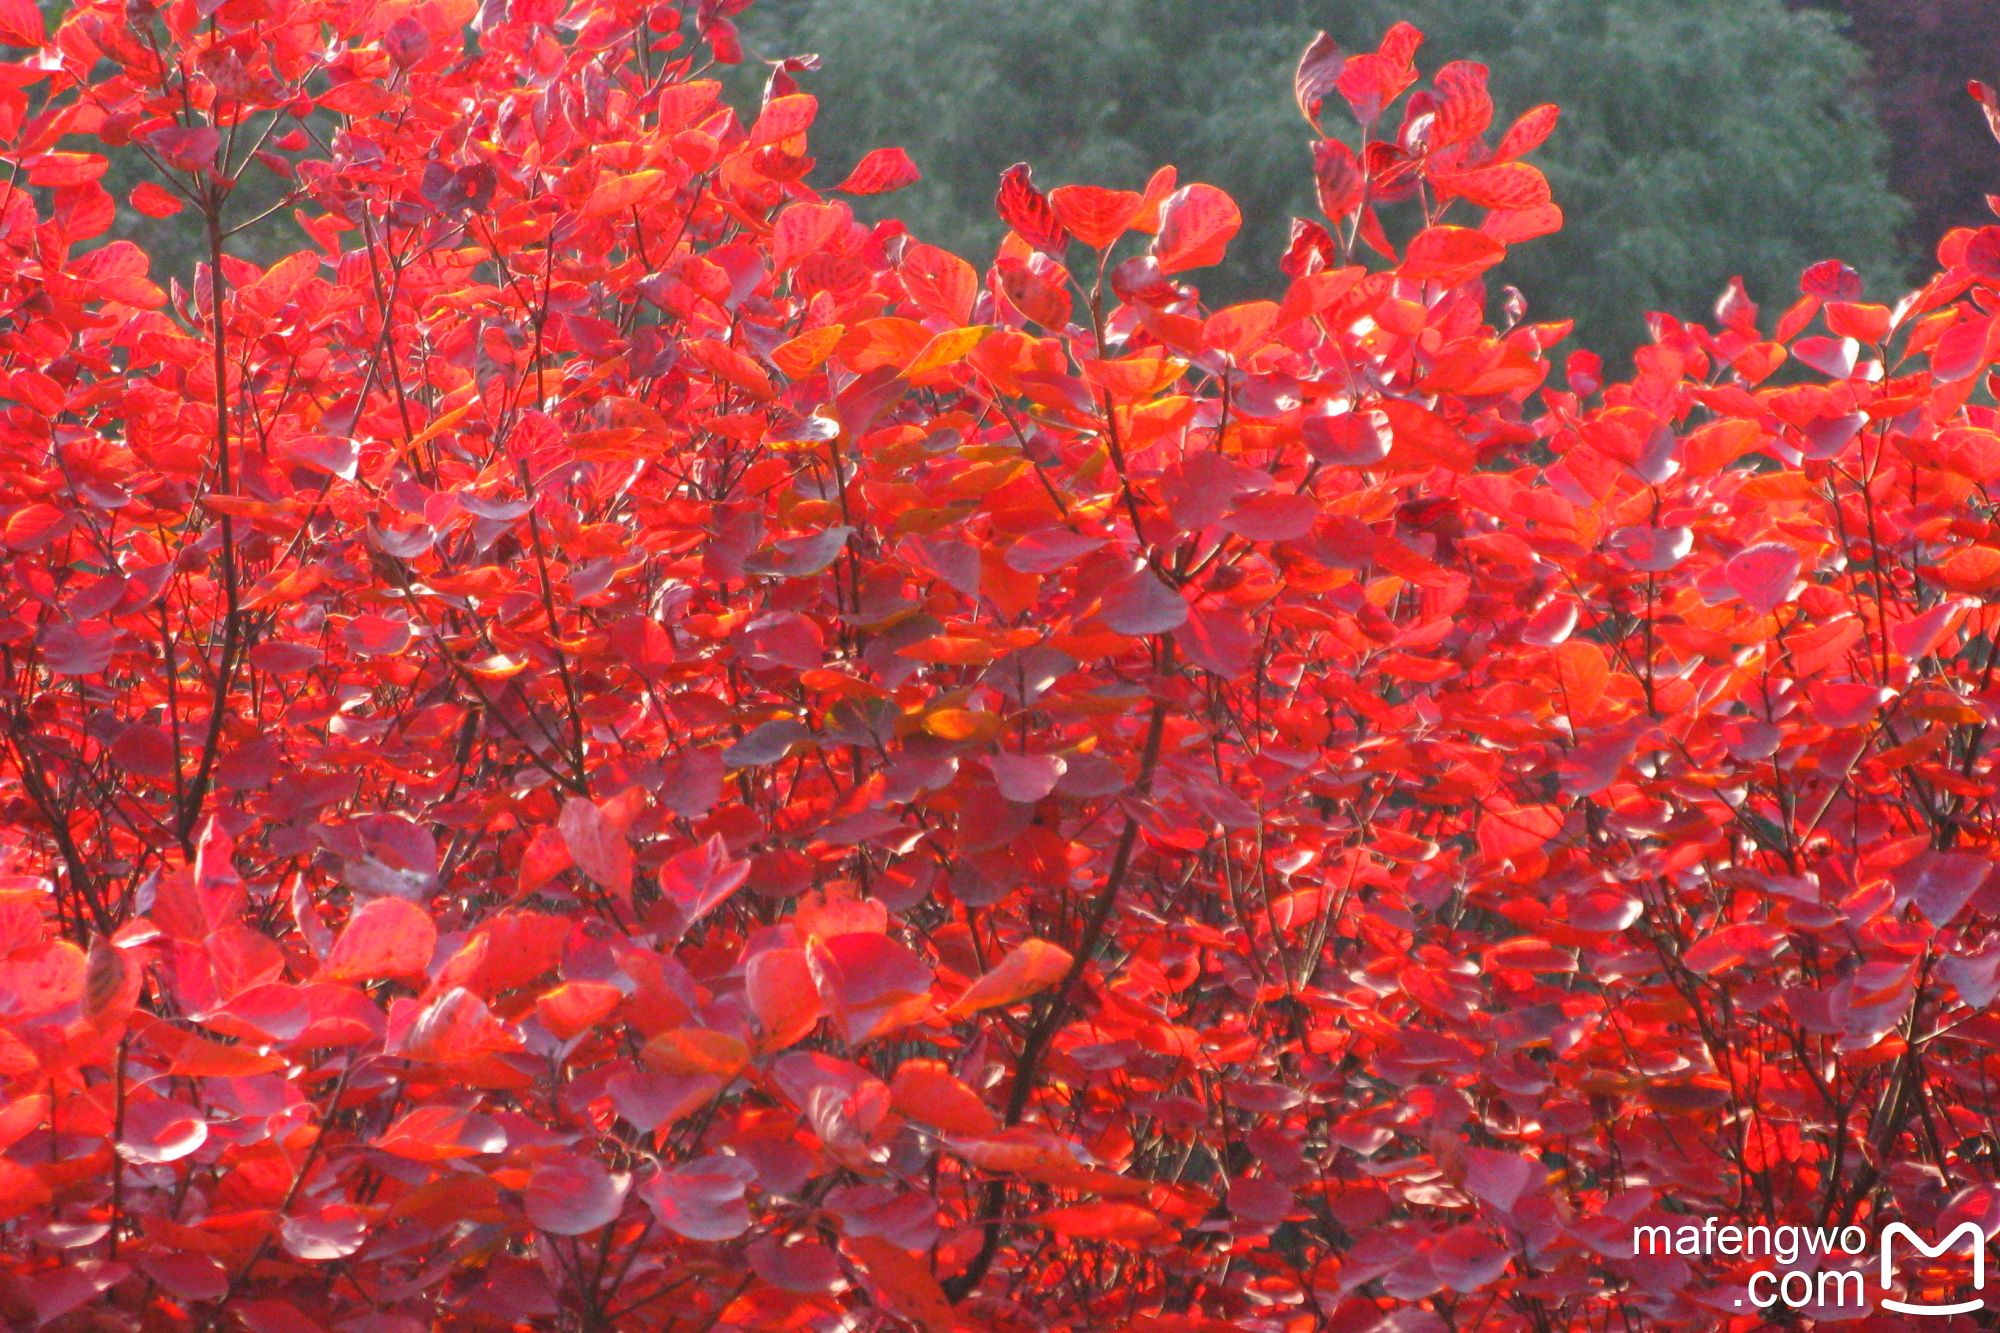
1553,639,1609,719
1084,355,1184,400
373,1104,508,1162
640,1027,749,1079
535,981,623,1039
1037,1201,1167,1241
922,708,1003,742
889,1059,998,1136
582,170,667,218
949,938,1072,1016
750,93,817,147
683,337,776,399
1047,184,1143,249
772,324,845,379
897,635,997,665
166,1031,285,1078
1940,545,2000,594
841,316,932,374
844,1235,956,1333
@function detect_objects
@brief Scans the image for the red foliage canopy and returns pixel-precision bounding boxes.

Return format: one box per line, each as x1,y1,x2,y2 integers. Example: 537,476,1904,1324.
1,4,1998,1332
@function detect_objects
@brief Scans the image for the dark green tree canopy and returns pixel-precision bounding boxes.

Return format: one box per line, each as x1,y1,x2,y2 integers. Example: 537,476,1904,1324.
749,0,1912,354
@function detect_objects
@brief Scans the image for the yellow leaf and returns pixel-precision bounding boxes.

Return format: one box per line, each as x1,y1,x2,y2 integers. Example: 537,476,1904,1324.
923,708,1003,742
907,325,992,377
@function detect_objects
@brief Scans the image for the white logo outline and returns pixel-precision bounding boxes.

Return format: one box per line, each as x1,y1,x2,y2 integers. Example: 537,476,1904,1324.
1880,1221,1986,1316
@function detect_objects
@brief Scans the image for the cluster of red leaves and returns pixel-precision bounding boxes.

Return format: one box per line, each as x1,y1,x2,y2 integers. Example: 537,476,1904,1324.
4,3,2000,1332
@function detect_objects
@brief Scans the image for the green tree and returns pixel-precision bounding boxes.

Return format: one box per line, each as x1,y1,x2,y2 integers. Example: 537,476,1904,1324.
747,0,1912,355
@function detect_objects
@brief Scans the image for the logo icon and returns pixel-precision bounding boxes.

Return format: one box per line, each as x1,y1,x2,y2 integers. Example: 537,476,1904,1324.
1881,1221,1986,1316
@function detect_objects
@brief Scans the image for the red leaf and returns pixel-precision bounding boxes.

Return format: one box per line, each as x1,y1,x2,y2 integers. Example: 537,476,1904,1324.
526,1157,628,1235
1038,1201,1166,1241
1481,202,1562,245
1221,493,1318,542
534,981,622,1039
398,987,519,1063
1494,103,1559,161
117,1097,207,1164
1174,602,1258,676
0,1159,51,1223
654,834,749,935
901,242,978,323
889,1060,998,1136
1294,31,1344,127
1099,570,1188,636
38,622,114,676
1800,258,1864,302
1463,1148,1538,1213
983,751,1067,803
1334,26,1422,127
746,947,822,1051
1150,183,1240,275
1313,138,1365,220
640,1155,757,1240
1891,597,1973,661
835,146,920,195
1933,315,1995,381
559,797,633,899
0,941,85,1020
4,503,67,550
1435,162,1550,211
750,93,816,147
148,127,220,173
1724,542,1802,615
1402,226,1506,282
808,932,932,1045
321,897,435,982
0,0,44,47
995,163,1068,253
771,200,849,271
1432,61,1494,145
1047,184,1143,249
1682,922,1786,975
582,169,667,218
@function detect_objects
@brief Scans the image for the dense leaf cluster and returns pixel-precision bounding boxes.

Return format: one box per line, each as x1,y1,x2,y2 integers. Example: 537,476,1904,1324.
1,3,1998,1332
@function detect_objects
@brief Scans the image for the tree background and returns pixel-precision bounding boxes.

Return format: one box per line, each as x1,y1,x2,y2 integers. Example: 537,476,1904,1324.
1811,0,2000,254
742,0,1967,356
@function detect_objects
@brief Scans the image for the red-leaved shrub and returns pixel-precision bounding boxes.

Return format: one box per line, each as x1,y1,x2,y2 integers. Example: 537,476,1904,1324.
2,4,1999,1331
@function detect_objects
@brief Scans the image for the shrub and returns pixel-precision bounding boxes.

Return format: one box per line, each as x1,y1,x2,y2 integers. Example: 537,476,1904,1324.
0,4,1996,1331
